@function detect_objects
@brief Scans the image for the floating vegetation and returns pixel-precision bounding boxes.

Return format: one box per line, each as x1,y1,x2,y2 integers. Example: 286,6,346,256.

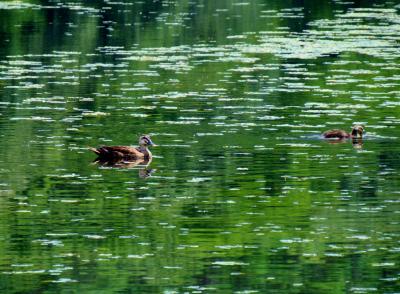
82,111,110,117
0,1,41,10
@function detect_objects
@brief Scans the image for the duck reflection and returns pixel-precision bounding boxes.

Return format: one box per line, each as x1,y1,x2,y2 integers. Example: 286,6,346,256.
352,138,363,149
324,137,363,149
93,157,156,179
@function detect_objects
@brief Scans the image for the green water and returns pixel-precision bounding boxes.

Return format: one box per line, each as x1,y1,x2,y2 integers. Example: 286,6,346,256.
1,0,400,293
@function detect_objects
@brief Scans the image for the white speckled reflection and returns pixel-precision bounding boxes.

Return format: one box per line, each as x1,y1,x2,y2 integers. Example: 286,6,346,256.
0,0,399,293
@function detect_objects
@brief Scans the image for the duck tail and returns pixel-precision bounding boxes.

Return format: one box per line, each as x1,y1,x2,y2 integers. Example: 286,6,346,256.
88,147,100,155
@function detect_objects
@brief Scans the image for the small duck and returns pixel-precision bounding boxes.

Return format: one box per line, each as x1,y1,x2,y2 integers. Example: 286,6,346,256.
323,125,364,140
89,135,156,160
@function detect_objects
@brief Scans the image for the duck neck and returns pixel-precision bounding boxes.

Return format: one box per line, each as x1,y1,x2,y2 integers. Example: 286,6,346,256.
138,145,152,158
351,130,362,139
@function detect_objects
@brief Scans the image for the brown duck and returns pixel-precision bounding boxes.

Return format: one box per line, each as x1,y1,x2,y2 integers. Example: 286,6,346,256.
323,125,364,140
89,135,156,160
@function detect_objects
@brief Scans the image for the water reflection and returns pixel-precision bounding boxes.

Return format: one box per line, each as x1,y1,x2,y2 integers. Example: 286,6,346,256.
93,157,156,178
324,137,364,149
0,0,400,293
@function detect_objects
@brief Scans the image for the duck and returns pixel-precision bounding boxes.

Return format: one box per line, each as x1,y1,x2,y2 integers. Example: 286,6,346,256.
323,125,364,140
89,135,156,160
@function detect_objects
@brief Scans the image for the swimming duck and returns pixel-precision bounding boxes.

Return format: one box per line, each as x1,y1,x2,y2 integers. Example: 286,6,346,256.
89,135,156,160
323,125,364,139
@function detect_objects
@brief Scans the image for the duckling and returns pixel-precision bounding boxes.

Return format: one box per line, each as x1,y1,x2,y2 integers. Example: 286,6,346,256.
323,125,364,140
89,135,156,160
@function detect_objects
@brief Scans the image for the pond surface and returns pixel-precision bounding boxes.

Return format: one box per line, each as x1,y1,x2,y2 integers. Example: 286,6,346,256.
0,0,400,293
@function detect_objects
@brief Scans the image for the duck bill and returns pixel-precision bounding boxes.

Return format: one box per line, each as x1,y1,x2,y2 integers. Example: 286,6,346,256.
148,139,157,146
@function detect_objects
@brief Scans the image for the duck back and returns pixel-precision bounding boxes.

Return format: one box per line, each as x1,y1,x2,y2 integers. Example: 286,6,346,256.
323,129,350,139
89,146,146,159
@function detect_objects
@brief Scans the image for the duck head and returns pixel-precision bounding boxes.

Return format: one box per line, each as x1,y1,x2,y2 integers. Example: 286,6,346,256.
351,125,364,138
139,135,156,147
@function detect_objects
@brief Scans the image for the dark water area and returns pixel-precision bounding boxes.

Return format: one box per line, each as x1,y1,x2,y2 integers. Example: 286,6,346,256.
0,0,400,293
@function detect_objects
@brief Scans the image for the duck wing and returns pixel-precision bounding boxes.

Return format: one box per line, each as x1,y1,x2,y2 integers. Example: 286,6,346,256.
89,146,143,158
